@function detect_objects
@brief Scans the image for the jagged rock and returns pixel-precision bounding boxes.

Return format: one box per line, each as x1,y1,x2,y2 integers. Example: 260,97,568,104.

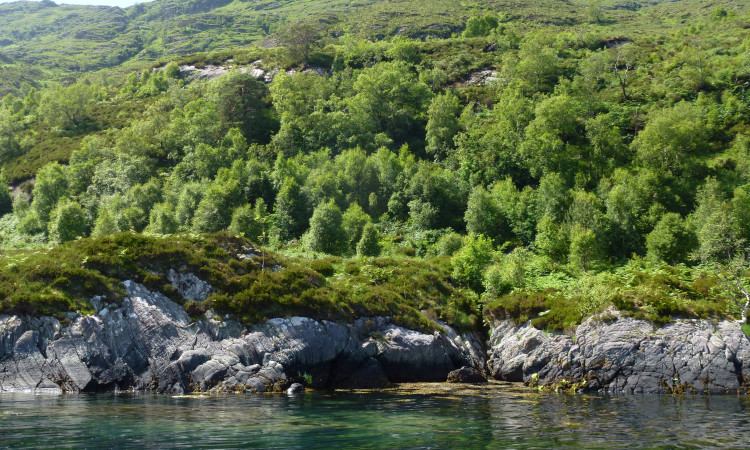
447,366,486,383
302,67,327,77
487,310,750,394
0,282,485,394
374,325,469,382
250,68,265,79
178,64,229,81
166,269,213,302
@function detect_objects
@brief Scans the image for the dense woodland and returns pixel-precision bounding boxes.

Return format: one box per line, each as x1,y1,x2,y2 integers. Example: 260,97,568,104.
1,0,750,331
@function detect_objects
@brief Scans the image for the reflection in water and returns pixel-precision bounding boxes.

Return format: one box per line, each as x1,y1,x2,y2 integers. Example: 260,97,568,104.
1,383,749,448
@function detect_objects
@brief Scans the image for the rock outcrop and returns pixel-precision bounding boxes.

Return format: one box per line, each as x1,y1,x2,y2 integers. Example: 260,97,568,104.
446,366,487,383
488,310,750,394
4,273,750,395
0,279,485,394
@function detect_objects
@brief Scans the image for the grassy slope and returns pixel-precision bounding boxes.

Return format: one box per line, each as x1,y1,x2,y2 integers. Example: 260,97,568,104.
0,231,735,332
4,0,746,95
0,232,480,332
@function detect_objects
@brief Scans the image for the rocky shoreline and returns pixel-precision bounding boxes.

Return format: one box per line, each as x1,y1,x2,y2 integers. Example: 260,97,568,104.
488,312,750,394
0,280,485,394
1,276,749,395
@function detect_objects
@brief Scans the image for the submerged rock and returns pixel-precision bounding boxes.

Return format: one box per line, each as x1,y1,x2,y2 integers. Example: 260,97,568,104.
0,281,485,394
487,310,750,394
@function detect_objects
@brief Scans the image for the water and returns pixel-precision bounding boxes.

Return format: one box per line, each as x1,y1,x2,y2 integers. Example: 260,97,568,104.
2,383,750,448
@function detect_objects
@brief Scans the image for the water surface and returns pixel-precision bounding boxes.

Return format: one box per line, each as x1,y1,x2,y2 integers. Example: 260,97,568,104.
2,383,749,448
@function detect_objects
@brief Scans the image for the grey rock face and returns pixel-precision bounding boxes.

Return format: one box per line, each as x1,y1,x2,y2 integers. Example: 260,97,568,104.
487,311,750,394
0,281,485,394
166,269,213,302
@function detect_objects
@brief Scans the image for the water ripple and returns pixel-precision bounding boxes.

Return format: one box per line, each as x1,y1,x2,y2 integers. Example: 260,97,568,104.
1,385,749,448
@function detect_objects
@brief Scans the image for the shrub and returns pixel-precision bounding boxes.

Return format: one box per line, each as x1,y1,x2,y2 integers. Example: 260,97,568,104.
646,213,696,264
48,199,88,243
435,232,464,256
228,203,262,239
452,233,494,291
343,203,372,252
357,223,381,257
305,200,347,254
569,225,601,271
534,215,567,262
146,203,179,235
309,259,336,277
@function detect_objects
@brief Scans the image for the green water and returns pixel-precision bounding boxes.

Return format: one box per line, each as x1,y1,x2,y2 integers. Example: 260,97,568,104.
1,383,749,448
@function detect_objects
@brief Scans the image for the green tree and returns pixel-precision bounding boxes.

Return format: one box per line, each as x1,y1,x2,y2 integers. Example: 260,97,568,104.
435,232,464,256
566,190,604,234
569,225,601,271
732,185,750,243
408,198,439,231
463,14,499,37
585,0,606,24
350,62,433,145
91,205,119,237
306,199,347,254
585,113,627,181
277,21,323,63
604,169,664,258
208,72,277,143
425,92,462,160
0,108,22,159
87,154,151,200
386,36,421,64
38,83,103,130
275,177,309,241
465,186,504,242
146,203,179,235
269,72,336,154
632,102,710,176
520,94,588,178
516,36,562,93
164,61,180,79
453,84,533,185
646,213,695,264
175,182,205,230
31,162,69,225
192,179,243,233
536,172,569,223
342,203,372,252
356,222,381,257
491,178,537,245
451,233,494,291
68,135,107,196
692,177,739,263
534,215,568,262
229,203,262,239
48,198,88,243
483,248,529,297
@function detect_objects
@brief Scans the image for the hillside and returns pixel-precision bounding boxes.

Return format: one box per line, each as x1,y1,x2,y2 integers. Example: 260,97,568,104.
0,0,749,334
1,0,748,92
